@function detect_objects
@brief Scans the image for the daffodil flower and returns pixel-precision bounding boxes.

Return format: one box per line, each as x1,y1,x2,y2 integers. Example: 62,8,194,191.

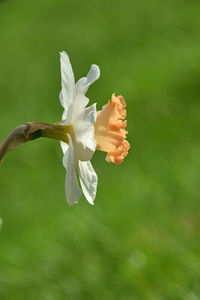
58,51,130,206
0,51,130,206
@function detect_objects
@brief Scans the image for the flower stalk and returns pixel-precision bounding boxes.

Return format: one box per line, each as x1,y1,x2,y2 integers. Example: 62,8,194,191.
0,122,69,162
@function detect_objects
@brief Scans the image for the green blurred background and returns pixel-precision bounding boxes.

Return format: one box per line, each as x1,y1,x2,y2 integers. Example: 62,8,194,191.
0,0,200,299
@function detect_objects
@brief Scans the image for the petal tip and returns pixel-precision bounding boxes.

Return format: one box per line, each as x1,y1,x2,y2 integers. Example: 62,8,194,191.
91,64,100,76
60,50,67,56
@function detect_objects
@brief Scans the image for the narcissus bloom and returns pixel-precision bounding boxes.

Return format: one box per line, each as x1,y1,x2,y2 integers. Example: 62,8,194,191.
0,51,129,206
59,51,130,205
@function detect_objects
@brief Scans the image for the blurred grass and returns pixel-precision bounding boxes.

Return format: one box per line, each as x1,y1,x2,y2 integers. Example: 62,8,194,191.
0,0,200,299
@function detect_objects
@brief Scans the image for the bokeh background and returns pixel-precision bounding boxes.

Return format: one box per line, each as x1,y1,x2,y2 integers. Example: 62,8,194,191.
0,0,200,299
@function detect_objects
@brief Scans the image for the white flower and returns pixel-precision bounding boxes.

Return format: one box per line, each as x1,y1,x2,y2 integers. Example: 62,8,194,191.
59,51,100,206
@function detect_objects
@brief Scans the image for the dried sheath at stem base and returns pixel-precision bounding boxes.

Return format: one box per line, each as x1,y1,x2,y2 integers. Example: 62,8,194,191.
0,124,31,162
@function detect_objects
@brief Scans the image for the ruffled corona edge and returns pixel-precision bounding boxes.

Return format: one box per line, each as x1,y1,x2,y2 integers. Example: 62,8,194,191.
94,93,130,164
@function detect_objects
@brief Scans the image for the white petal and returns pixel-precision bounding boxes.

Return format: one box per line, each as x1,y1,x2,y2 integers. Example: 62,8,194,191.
75,64,100,95
59,51,75,123
60,141,69,154
73,100,97,161
73,93,89,112
78,161,98,205
62,134,82,205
